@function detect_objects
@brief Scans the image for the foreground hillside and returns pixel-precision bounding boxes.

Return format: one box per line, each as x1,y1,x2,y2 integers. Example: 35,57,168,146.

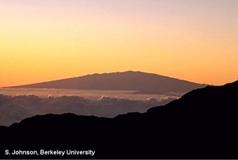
1,81,238,159
13,71,204,94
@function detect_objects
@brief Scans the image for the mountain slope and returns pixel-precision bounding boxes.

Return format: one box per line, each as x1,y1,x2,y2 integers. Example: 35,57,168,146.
1,81,238,158
13,71,204,94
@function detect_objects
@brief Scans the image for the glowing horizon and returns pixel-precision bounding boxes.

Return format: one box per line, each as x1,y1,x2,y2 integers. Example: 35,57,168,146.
1,0,238,87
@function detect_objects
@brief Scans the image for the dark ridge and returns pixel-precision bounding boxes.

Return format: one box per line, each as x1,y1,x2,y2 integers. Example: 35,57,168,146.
10,71,205,94
1,80,238,158
0,126,7,129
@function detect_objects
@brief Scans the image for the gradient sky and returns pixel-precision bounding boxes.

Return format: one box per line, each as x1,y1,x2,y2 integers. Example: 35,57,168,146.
0,0,238,87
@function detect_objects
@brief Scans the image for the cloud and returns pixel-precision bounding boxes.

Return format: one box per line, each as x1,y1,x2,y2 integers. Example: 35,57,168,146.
0,94,176,126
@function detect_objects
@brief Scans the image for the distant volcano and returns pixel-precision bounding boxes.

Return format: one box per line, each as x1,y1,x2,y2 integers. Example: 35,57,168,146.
13,71,205,94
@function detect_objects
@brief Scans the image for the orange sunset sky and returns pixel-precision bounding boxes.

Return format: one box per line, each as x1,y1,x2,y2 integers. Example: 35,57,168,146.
0,0,238,87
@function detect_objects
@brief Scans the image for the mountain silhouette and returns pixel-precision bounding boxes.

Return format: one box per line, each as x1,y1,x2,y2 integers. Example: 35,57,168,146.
1,81,238,158
13,71,204,94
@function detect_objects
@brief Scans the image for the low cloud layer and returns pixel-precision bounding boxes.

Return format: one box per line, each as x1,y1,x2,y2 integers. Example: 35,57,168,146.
0,94,176,126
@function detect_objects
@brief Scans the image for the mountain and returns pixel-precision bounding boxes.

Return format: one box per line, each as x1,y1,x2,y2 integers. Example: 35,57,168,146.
1,81,238,158
13,71,205,94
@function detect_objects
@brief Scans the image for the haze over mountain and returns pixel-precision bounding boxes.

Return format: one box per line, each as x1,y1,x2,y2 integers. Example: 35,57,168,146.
0,95,173,126
13,71,204,95
1,80,238,158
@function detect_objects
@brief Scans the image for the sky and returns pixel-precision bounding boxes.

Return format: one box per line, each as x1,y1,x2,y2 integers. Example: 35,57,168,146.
0,0,238,87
